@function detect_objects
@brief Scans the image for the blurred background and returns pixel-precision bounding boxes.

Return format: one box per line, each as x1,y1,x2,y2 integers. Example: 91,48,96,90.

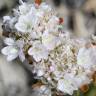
0,0,96,96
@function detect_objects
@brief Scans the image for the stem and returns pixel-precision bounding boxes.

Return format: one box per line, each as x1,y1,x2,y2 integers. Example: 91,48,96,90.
76,90,80,96
74,90,80,96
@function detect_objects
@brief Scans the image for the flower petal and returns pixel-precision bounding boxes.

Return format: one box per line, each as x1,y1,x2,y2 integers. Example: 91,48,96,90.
4,38,15,45
42,33,60,50
1,46,18,56
7,54,18,61
19,3,31,15
3,16,11,22
19,50,25,62
15,15,33,33
28,42,49,62
1,46,11,55
77,47,96,69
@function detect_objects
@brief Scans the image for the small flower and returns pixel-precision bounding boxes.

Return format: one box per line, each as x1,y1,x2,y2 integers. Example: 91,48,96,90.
40,3,52,13
46,16,59,32
40,85,51,96
37,69,45,76
42,33,61,50
30,5,44,18
1,38,19,61
28,41,49,62
19,3,31,15
57,75,78,95
1,38,25,62
3,16,11,22
77,47,96,69
15,14,33,33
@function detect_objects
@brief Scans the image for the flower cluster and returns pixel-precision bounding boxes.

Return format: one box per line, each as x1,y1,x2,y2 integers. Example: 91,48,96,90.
32,37,96,95
1,0,96,96
2,0,63,62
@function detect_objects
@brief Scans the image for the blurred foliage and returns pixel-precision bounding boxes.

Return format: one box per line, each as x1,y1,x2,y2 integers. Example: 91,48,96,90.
70,83,96,96
84,84,96,96
78,84,96,96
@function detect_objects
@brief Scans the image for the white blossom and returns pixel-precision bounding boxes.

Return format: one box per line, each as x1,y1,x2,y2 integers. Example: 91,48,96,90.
1,38,25,62
42,32,61,50
19,3,31,15
28,41,49,62
57,75,78,95
77,47,96,69
37,69,45,77
46,16,59,32
1,38,19,61
15,14,33,33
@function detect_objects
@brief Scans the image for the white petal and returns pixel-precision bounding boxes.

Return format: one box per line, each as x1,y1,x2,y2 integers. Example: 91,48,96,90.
3,16,11,22
42,33,60,50
28,42,49,62
77,47,96,69
19,0,24,4
1,47,9,55
19,50,25,62
28,47,33,56
36,10,44,18
15,23,26,33
15,15,33,33
4,38,15,45
37,70,44,76
16,40,24,48
1,46,18,56
7,54,18,61
40,85,51,96
19,3,31,15
40,3,51,12
33,55,41,62
28,41,43,56
57,79,76,95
